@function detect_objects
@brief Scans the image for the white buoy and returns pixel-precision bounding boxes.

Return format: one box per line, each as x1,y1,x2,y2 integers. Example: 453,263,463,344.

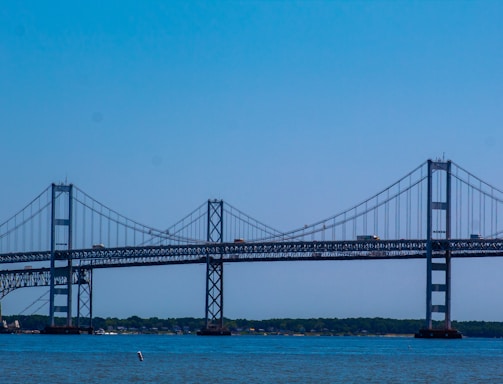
137,351,144,361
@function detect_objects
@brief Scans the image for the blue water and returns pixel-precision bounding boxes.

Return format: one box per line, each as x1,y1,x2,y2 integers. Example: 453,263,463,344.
1,334,503,383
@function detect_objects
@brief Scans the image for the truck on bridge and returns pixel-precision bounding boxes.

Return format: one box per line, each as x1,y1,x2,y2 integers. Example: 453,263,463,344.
357,235,380,240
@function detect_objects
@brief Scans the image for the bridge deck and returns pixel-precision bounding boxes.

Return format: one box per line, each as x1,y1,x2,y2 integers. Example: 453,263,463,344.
1,239,502,268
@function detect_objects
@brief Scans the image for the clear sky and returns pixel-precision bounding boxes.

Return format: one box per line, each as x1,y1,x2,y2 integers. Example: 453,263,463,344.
1,1,503,321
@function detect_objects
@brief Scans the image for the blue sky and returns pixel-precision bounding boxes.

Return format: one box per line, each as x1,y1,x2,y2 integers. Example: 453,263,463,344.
1,1,503,321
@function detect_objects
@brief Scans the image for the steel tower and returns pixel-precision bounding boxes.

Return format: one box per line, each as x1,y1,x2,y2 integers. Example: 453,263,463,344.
49,183,74,328
46,184,93,334
416,160,461,338
198,199,230,335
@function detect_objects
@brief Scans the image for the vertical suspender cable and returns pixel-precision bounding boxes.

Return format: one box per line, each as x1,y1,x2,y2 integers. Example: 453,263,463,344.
133,221,136,246
38,194,42,251
455,170,459,238
479,180,483,236
395,186,400,239
460,174,464,238
91,201,95,246
233,210,239,240
363,202,367,235
458,175,462,238
47,193,51,251
384,190,389,239
470,175,474,235
353,207,356,240
30,202,33,251
99,205,103,244
493,194,499,233
82,193,86,249
340,213,344,240
107,207,111,247
407,176,411,239
342,212,346,240
491,188,494,237
116,213,119,247
14,215,17,253
420,170,424,239
73,192,77,249
374,195,378,237
200,205,203,244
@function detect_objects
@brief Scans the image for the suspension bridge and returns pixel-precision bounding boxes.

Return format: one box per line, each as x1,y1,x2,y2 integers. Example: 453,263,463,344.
1,159,503,337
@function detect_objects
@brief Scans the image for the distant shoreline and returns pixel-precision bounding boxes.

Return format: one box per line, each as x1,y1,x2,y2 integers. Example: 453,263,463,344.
3,315,503,338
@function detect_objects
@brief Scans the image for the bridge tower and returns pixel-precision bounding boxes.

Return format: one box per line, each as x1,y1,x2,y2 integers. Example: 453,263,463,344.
48,183,74,330
46,184,93,334
198,199,230,335
416,160,461,338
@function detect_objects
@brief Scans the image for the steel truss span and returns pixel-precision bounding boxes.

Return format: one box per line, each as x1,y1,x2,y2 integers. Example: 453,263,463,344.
0,267,90,299
1,239,503,267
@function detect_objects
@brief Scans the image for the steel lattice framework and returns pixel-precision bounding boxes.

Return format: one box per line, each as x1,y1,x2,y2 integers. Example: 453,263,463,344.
0,267,91,303
2,238,503,267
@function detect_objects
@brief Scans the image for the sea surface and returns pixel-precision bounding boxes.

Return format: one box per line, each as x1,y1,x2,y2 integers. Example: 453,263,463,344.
1,334,503,383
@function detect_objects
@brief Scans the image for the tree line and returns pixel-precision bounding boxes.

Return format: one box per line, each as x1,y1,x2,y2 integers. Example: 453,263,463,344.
3,315,503,337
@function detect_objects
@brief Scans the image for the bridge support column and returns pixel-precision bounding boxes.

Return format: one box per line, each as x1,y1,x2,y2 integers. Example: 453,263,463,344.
198,200,230,336
416,160,461,339
47,184,78,333
77,267,93,333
